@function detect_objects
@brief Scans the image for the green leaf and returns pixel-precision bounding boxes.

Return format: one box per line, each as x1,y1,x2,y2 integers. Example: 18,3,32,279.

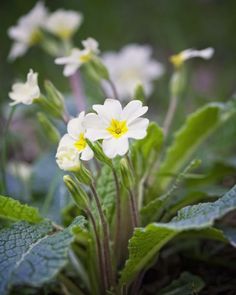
0,216,86,295
157,103,234,191
158,272,205,295
120,184,236,285
0,195,42,223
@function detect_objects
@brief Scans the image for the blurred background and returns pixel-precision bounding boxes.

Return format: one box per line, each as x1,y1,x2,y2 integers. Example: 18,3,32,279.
0,0,236,223
1,0,236,103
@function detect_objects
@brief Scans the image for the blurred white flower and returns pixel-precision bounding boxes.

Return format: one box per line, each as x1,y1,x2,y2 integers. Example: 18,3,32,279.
55,37,99,76
56,112,94,171
45,9,83,40
8,161,32,182
102,44,164,100
8,2,47,60
84,99,149,159
9,69,40,106
170,47,214,67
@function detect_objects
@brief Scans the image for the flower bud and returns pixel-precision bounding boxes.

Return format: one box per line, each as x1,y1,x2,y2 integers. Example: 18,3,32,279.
86,139,112,167
74,164,92,185
134,82,145,103
44,80,65,110
63,175,89,210
169,70,186,97
120,158,134,189
37,112,60,144
88,57,110,81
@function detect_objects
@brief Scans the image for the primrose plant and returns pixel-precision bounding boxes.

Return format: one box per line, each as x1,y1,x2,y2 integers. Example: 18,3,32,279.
1,2,236,295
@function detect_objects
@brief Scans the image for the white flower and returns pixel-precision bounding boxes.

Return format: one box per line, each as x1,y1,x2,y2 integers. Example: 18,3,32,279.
170,47,214,67
84,99,149,159
55,37,99,76
9,69,40,106
102,44,164,100
8,2,47,60
45,9,83,40
56,112,94,171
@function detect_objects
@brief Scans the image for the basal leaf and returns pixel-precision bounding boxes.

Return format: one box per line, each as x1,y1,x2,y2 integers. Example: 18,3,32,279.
0,216,86,295
158,271,205,295
120,184,236,285
0,195,42,223
157,103,234,191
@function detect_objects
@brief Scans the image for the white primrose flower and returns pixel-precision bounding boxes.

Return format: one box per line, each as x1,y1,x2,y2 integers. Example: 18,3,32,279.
84,99,149,159
8,2,47,60
56,112,94,171
9,69,40,106
45,9,83,40
170,47,214,67
102,44,164,100
55,37,99,76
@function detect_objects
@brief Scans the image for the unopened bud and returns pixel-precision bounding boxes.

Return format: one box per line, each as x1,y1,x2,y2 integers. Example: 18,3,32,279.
44,80,65,110
63,175,88,210
37,112,60,144
74,164,92,185
86,140,112,167
120,158,134,189
169,70,186,96
89,57,110,81
134,82,145,103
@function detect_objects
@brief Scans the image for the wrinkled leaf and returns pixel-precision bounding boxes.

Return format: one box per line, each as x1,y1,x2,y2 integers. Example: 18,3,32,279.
0,216,86,295
157,103,234,191
120,184,236,285
0,195,42,223
158,271,205,295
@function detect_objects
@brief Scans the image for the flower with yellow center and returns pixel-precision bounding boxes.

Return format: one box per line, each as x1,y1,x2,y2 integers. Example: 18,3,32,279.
170,47,214,68
8,2,47,60
45,9,83,40
56,112,94,171
55,37,99,77
84,99,149,159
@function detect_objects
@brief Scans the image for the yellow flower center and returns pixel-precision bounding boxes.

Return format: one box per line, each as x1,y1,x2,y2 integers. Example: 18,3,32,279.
57,28,73,40
74,133,87,151
170,53,184,68
107,119,128,138
29,30,43,45
79,52,92,63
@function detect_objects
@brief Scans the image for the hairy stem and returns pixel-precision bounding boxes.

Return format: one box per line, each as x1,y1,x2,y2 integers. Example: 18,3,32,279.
128,189,139,228
112,167,121,263
163,94,178,136
90,183,115,288
85,208,108,292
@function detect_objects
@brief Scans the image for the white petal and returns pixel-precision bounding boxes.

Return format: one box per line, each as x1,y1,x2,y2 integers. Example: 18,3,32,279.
122,100,148,124
67,112,85,138
58,134,75,148
83,113,105,129
102,137,129,158
93,98,122,123
85,129,111,141
127,118,149,139
81,145,94,161
8,42,28,61
63,64,79,76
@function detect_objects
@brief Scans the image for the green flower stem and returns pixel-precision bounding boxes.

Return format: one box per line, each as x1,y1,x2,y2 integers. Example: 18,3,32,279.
85,208,108,292
90,183,115,289
1,106,16,194
128,188,139,228
112,167,122,263
107,79,118,100
163,94,178,136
